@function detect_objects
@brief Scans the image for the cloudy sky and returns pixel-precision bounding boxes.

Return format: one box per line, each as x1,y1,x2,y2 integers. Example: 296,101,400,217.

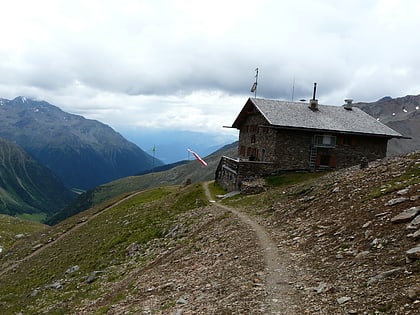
1,0,420,142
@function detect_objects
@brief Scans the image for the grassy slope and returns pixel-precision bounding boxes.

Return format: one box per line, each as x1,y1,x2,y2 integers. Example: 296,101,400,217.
0,137,74,219
0,184,208,314
0,215,49,252
91,142,238,205
1,152,418,314
46,142,238,225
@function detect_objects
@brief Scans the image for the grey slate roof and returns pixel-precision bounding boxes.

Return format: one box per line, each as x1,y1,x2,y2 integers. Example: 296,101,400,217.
235,98,404,138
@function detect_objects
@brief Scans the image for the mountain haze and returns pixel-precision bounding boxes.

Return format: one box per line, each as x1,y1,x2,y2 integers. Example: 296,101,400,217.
0,97,162,190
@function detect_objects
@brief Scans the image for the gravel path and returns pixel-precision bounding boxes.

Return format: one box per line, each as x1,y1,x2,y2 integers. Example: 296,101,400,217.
203,182,297,314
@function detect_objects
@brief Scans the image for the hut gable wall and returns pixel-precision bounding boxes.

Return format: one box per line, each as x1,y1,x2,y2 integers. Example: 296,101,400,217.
237,112,276,162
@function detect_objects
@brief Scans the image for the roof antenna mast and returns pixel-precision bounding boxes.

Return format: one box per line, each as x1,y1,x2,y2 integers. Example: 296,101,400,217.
291,77,295,102
250,67,259,98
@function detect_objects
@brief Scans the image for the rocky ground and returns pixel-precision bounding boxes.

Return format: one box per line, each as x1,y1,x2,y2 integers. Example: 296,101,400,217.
75,202,270,314
10,152,419,314
259,152,420,314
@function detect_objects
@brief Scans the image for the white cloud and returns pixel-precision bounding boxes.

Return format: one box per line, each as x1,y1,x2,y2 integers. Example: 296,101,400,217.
1,0,420,141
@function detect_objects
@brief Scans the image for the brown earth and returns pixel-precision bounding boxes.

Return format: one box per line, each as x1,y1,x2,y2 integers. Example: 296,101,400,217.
8,152,418,314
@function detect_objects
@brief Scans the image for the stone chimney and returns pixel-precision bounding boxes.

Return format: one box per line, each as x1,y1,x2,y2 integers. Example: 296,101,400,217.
343,99,353,110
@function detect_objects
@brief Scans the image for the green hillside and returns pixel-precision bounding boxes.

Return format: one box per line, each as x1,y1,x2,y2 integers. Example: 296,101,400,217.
0,137,74,220
46,142,238,225
0,215,49,252
0,152,418,314
0,184,210,314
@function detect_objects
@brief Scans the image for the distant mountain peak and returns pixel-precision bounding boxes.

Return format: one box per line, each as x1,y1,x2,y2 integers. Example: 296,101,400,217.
0,96,162,190
354,93,420,155
378,96,392,102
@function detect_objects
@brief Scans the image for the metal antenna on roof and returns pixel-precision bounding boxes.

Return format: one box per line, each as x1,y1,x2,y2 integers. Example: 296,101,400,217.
250,68,258,98
291,77,295,102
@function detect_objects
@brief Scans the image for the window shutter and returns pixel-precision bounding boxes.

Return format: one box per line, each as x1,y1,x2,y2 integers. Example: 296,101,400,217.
330,155,337,167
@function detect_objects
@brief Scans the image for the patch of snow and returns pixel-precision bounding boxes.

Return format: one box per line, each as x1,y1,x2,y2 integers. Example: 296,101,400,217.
416,106,419,110
34,108,39,113
21,96,27,103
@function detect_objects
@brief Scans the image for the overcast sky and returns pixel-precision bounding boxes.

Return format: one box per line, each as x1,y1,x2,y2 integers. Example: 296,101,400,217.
1,0,420,141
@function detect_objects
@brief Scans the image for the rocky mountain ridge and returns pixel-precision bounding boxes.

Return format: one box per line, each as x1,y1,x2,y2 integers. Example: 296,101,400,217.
354,94,420,155
0,97,161,190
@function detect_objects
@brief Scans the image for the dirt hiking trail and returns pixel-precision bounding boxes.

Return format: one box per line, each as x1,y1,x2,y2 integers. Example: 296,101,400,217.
203,181,298,314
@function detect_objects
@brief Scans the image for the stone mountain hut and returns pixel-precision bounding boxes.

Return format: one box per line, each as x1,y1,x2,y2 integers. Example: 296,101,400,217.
215,96,408,192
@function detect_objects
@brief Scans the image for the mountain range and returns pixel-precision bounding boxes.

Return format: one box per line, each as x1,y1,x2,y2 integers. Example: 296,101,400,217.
0,94,419,223
354,94,420,155
0,93,419,312
0,97,161,190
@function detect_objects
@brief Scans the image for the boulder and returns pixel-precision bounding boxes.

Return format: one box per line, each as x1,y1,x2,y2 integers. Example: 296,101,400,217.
65,265,80,274
407,215,420,230
367,268,404,285
337,296,351,304
391,206,420,223
406,246,420,260
407,285,420,301
126,242,140,256
407,230,420,239
385,197,409,206
86,271,102,284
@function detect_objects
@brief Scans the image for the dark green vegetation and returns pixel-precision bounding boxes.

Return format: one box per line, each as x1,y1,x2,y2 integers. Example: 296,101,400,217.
0,137,75,218
0,184,207,314
0,97,161,190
